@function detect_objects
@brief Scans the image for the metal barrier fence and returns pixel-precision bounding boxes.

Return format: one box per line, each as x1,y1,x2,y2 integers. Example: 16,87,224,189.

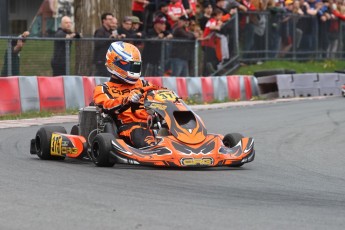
238,11,345,62
0,14,238,77
1,12,344,77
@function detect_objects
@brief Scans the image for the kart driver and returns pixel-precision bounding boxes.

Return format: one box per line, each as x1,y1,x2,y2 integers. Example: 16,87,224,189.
93,41,157,148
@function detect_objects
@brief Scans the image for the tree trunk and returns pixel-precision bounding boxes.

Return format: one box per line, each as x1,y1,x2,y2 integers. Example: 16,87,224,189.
74,0,131,76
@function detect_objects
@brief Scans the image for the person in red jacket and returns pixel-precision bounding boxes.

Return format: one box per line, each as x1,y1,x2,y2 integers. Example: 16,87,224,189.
93,41,158,148
132,0,149,23
167,0,188,27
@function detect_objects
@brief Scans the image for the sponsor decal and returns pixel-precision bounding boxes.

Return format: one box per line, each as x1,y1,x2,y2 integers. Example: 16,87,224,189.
180,157,214,166
51,133,78,156
149,103,167,110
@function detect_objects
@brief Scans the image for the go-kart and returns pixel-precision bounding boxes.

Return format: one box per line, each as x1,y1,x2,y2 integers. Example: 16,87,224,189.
30,86,255,168
342,85,345,97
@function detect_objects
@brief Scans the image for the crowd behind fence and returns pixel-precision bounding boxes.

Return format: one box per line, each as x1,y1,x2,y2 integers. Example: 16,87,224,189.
1,12,345,77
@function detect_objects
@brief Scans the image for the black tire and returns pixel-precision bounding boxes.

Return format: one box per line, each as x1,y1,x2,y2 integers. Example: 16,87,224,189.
35,126,67,160
223,133,244,167
70,125,79,135
103,122,119,139
90,133,115,167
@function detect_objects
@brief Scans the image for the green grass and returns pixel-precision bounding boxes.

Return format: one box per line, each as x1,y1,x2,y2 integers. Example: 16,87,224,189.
0,39,75,76
0,109,79,120
235,60,345,75
1,38,344,76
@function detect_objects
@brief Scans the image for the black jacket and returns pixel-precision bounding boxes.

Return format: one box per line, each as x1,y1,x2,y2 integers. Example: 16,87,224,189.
93,26,113,64
51,28,72,67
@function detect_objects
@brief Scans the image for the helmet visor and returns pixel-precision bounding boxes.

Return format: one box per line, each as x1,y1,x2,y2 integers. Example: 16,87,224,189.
115,60,141,74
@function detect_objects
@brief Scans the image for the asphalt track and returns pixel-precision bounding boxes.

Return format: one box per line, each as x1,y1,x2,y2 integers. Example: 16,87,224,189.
0,97,344,230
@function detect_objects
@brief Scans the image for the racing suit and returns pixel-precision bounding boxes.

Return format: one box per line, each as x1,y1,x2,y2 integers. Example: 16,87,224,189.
93,78,155,148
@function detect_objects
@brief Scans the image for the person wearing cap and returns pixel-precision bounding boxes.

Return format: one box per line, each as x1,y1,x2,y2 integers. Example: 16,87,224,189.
130,16,144,38
117,16,137,39
155,2,173,32
170,15,198,76
142,14,173,76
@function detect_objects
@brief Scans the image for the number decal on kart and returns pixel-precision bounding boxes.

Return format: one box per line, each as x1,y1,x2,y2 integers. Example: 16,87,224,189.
51,133,62,156
155,91,176,102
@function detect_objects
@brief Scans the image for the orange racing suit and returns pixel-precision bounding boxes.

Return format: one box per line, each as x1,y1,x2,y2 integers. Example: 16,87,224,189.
93,78,155,148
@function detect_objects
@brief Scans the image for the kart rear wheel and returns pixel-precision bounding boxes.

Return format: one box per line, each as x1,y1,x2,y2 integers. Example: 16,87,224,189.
90,133,115,167
35,126,67,160
223,133,244,167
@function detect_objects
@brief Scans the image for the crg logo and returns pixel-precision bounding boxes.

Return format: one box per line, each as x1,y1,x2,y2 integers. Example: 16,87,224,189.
180,158,213,166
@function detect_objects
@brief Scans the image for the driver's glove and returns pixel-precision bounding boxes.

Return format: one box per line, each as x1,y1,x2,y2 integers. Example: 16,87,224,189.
125,89,142,104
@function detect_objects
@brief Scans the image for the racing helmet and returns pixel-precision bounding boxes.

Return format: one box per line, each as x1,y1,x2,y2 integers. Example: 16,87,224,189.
105,41,142,84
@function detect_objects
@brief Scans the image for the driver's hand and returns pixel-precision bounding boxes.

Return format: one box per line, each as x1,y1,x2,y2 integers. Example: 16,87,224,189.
126,89,142,104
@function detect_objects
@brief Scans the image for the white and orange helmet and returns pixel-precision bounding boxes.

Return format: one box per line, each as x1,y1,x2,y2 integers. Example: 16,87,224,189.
105,41,142,84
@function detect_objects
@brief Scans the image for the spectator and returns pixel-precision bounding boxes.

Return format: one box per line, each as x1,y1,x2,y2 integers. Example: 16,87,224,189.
199,1,213,31
216,0,248,14
93,13,114,77
109,17,124,39
184,0,198,17
170,15,198,76
297,0,319,58
167,0,188,28
154,2,173,33
130,16,144,49
51,16,81,76
142,14,173,76
318,0,332,57
201,8,224,75
143,0,159,32
1,31,30,77
132,0,150,24
279,0,303,57
188,16,202,38
117,16,135,39
251,0,270,62
240,0,258,62
130,16,144,35
326,0,345,58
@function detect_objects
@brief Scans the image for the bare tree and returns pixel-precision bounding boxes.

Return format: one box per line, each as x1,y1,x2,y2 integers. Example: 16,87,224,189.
74,0,131,75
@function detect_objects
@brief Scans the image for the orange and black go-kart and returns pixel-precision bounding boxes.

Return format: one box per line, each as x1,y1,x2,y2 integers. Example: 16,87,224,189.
342,85,345,97
30,86,255,168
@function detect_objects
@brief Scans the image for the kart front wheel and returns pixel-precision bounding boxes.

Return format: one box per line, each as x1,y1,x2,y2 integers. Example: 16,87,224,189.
90,133,115,167
223,133,244,167
35,126,67,160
